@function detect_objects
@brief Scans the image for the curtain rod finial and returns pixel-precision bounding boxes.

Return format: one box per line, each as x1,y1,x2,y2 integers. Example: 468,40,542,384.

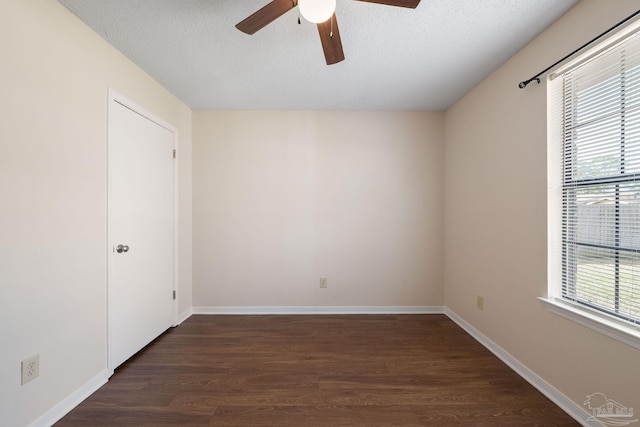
519,77,541,89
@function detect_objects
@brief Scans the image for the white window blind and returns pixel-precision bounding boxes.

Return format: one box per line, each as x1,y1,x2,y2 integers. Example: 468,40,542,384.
558,31,640,326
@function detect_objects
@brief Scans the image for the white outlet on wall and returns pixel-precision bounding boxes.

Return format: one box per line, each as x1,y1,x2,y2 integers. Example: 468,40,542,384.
21,354,39,385
320,278,328,288
477,295,484,311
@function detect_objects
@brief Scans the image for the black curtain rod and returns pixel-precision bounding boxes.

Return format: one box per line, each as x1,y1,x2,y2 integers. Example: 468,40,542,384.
518,9,640,89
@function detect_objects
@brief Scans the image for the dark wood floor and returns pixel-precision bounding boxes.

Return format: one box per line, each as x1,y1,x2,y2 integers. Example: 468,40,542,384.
56,315,579,426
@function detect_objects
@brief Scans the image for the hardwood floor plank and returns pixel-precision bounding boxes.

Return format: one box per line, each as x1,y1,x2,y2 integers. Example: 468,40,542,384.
56,315,579,426
56,407,213,427
210,405,424,427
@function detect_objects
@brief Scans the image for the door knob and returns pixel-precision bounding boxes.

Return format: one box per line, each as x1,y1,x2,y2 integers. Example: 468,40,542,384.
116,244,130,253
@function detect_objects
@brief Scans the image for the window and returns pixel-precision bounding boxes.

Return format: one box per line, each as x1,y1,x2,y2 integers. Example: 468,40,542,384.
546,24,640,345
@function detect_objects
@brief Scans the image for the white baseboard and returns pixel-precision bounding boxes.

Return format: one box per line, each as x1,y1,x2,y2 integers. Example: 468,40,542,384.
193,305,445,315
30,369,109,427
176,307,193,325
443,308,602,427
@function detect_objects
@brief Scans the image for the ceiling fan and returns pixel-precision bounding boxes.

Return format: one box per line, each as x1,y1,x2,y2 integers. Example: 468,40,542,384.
236,0,421,65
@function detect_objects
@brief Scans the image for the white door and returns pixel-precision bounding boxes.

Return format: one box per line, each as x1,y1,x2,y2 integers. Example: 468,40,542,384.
108,93,176,372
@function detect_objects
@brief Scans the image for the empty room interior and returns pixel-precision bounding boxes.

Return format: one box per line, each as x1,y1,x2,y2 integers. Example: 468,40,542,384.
2,0,640,426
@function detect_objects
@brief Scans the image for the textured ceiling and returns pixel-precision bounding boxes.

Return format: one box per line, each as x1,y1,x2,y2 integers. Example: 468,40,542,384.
57,0,579,111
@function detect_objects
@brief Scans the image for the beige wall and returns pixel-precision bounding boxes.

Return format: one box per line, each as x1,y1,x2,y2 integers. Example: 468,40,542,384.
193,111,444,308
445,0,640,415
0,1,192,426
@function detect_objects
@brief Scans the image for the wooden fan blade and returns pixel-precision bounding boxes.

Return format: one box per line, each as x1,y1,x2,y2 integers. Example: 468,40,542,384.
354,0,420,8
317,14,345,65
236,0,296,35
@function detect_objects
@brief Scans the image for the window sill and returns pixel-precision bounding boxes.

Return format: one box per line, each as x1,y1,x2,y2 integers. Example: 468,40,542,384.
538,297,640,350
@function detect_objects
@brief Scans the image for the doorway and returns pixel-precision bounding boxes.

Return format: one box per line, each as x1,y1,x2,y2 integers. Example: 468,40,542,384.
107,90,177,373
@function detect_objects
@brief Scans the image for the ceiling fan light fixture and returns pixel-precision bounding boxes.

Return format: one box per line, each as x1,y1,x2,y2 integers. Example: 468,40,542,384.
298,0,336,24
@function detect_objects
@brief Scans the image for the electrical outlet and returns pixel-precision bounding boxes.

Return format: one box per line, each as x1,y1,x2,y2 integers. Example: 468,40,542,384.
320,278,328,288
477,295,484,311
21,354,39,385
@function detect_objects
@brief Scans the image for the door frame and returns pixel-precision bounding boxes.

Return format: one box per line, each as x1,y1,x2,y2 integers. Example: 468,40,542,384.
106,89,179,376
